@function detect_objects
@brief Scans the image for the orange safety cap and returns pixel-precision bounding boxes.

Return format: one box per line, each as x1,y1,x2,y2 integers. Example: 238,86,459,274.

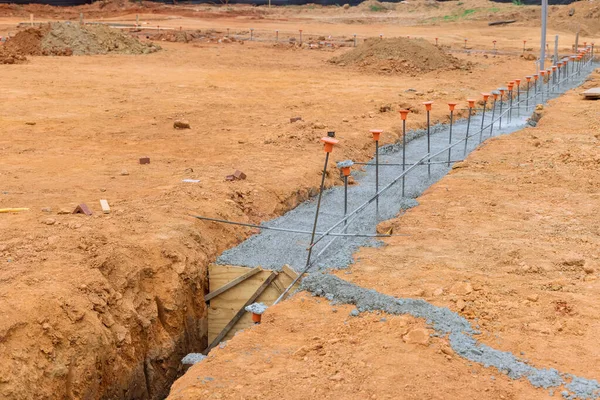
552,66,557,71
540,70,546,76
448,102,458,111
341,166,351,177
482,93,491,101
515,79,521,85
492,92,499,99
499,89,505,94
525,76,532,82
321,137,339,153
370,129,383,141
423,101,434,111
533,74,539,80
467,99,476,108
507,83,514,90
398,109,410,120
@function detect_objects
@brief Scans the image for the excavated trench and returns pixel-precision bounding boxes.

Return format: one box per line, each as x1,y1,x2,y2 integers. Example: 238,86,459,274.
182,63,599,400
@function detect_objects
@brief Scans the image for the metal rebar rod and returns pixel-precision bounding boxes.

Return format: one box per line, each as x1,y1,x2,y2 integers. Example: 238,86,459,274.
463,108,472,157
305,152,329,267
343,175,348,231
190,214,404,238
508,90,513,123
402,119,406,197
447,110,454,166
355,160,465,167
479,100,486,143
489,98,496,137
499,94,503,130
426,110,431,178
516,85,520,118
375,140,379,217
526,81,530,110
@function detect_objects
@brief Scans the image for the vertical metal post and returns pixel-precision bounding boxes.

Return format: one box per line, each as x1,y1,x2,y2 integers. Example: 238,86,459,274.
427,110,431,177
479,96,487,143
402,119,407,197
540,0,548,70
464,104,472,157
305,152,329,267
299,30,303,45
554,35,559,64
526,79,530,110
276,30,279,42
489,95,497,137
498,91,504,130
508,89,513,123
250,28,254,41
515,82,520,118
343,175,348,230
447,107,454,166
375,140,379,216
353,34,357,47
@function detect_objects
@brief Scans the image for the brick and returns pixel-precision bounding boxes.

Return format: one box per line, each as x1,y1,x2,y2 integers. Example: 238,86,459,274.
73,203,92,216
233,170,247,180
290,116,302,123
139,157,150,165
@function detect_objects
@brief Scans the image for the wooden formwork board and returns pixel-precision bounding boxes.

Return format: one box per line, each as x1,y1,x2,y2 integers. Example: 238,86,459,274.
207,264,299,343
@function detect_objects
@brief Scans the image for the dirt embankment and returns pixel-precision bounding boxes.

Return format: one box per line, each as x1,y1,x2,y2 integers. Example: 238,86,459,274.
330,37,470,75
5,22,159,56
167,70,600,399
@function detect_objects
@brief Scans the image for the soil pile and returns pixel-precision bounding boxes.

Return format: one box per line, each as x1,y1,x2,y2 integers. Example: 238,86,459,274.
330,37,469,75
0,47,27,64
6,22,160,56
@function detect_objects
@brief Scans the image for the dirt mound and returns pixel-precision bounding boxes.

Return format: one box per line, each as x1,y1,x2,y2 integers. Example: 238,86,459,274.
0,47,27,64
6,22,160,56
330,37,469,75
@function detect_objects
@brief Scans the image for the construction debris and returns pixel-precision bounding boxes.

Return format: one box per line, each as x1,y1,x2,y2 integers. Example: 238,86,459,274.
139,157,150,165
582,87,600,99
173,120,191,129
73,204,92,216
100,199,110,214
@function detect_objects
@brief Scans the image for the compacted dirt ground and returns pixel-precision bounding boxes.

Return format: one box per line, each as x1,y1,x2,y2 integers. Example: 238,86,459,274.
168,70,600,400
0,1,598,399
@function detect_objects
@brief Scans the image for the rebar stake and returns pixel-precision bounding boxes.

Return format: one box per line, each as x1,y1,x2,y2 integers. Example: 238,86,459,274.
305,136,338,268
464,99,475,157
370,129,383,218
399,110,410,197
525,76,531,111
514,79,521,118
507,82,514,123
423,101,433,178
489,92,498,137
447,103,457,166
480,93,490,143
498,88,506,130
337,160,353,232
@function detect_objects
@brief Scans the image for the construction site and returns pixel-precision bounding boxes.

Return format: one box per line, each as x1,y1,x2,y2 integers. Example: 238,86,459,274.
0,0,599,398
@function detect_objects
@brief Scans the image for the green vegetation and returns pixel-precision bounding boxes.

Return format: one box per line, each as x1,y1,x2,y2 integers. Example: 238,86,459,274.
512,0,524,5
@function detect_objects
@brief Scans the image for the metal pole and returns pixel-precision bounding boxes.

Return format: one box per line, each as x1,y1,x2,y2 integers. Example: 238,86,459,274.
516,83,520,118
447,109,454,166
464,106,472,157
479,97,487,143
526,80,530,110
498,91,504,130
190,214,398,238
489,96,496,137
554,35,559,64
402,119,406,197
508,89,513,123
427,110,431,177
305,152,329,268
344,175,348,226
375,139,379,217
540,0,548,70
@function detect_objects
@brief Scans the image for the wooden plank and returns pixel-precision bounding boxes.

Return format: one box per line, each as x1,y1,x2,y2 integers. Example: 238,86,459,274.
208,270,273,309
282,264,299,280
205,266,261,302
204,272,278,354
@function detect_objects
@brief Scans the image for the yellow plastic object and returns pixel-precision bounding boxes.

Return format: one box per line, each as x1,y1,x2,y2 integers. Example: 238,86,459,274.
0,208,29,213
